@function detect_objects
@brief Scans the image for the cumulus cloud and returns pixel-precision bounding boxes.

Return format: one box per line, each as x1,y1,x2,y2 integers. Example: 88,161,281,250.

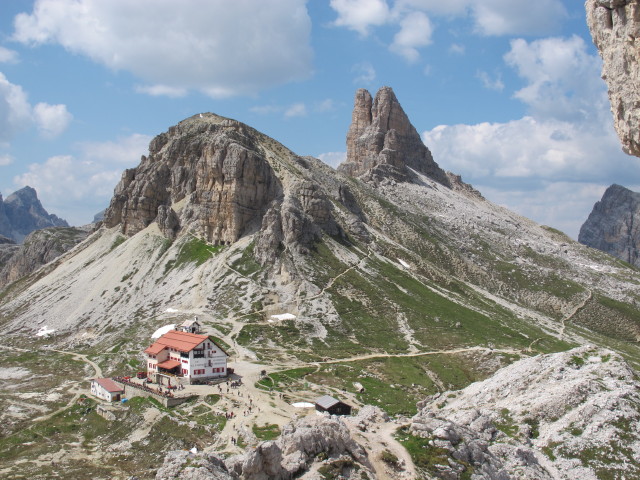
0,46,18,63
476,70,504,91
330,0,568,61
504,36,607,123
471,0,568,36
352,62,377,84
318,151,347,168
390,11,433,62
0,154,13,166
284,103,308,118
422,35,640,239
0,72,32,143
0,72,72,144
330,0,390,35
13,0,313,98
33,102,72,138
13,133,151,225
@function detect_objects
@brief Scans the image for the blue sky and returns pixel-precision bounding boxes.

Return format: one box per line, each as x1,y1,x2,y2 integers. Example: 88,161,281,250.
0,0,639,239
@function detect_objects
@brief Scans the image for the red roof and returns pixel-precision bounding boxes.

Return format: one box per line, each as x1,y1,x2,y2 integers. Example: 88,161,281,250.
94,377,124,393
157,359,182,369
144,330,208,355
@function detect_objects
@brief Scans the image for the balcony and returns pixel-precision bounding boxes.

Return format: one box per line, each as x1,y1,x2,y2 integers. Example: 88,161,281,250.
192,350,205,359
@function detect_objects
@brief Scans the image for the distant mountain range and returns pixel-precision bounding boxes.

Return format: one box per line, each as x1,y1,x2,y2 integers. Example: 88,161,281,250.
0,186,68,243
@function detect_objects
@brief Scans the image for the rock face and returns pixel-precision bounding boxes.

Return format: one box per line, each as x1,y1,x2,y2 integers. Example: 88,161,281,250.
338,86,451,185
103,114,345,266
586,0,640,156
104,115,282,245
578,184,640,266
0,227,89,290
0,187,69,243
411,346,640,479
157,416,373,480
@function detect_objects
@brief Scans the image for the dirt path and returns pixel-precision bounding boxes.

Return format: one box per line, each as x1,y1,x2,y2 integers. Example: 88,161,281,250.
313,345,522,366
559,290,592,339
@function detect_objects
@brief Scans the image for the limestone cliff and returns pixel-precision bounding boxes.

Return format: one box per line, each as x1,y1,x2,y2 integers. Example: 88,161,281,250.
0,187,69,243
338,86,451,185
579,184,640,267
0,227,89,289
586,0,640,157
104,115,282,244
103,114,344,266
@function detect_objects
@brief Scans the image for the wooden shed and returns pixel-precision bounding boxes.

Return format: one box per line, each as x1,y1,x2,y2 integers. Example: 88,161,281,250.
314,395,352,416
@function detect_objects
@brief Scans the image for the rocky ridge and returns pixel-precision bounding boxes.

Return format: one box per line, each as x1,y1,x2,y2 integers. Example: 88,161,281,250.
579,184,640,266
410,345,640,479
0,186,68,243
586,0,640,156
156,416,373,480
0,226,89,289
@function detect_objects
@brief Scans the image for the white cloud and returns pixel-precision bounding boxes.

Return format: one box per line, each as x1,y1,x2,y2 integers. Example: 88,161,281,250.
390,11,433,62
393,0,469,16
331,0,568,60
504,36,606,123
352,62,377,84
476,70,504,91
424,117,631,181
0,154,13,166
285,103,307,118
422,34,640,239
449,43,465,55
318,151,346,168
0,46,18,63
13,0,312,98
471,0,568,36
13,133,152,225
33,102,72,138
0,72,32,143
0,72,73,143
134,84,187,98
330,0,390,35
316,99,337,113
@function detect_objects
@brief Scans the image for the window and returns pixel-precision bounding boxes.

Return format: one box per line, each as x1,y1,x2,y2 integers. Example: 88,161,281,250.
182,368,188,375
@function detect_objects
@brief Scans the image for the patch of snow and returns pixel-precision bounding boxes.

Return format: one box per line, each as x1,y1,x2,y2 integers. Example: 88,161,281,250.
152,324,176,339
397,258,411,269
270,313,296,321
292,402,315,408
166,308,180,313
36,326,55,337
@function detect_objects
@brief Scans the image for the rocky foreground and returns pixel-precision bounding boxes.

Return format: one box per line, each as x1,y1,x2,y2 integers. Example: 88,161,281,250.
156,346,640,480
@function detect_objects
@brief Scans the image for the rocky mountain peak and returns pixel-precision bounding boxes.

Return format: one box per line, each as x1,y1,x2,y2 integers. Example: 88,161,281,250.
579,183,640,266
338,86,450,185
0,186,68,243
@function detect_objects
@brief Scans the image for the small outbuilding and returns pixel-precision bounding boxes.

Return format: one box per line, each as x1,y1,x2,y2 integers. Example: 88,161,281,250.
314,395,352,416
91,378,125,402
178,318,202,334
